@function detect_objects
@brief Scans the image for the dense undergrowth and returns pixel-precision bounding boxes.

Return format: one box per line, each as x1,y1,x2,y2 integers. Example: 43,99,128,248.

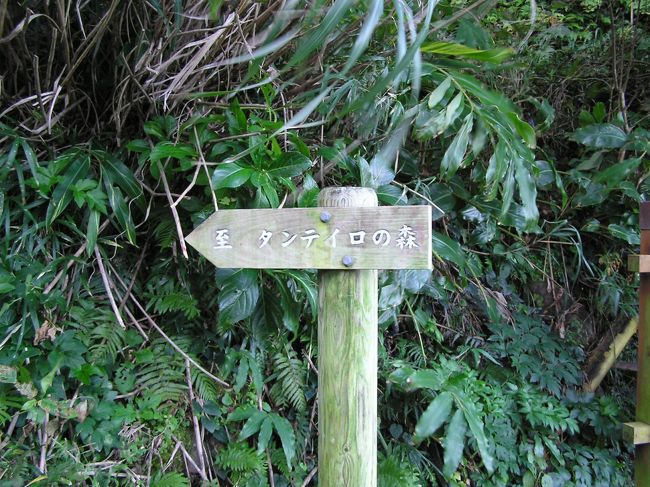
0,0,648,485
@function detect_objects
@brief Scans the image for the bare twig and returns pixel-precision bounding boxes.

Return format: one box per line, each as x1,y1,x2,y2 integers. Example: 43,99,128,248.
173,437,207,481
108,265,230,387
301,467,317,487
157,161,189,259
95,247,126,329
38,411,49,473
185,359,207,479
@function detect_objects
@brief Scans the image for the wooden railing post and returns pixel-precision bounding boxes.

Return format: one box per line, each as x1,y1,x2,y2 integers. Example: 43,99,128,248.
635,202,650,485
317,187,378,487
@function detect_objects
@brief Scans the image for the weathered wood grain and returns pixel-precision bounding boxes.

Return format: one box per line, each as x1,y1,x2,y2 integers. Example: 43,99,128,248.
628,254,650,273
318,187,377,487
624,422,650,445
185,204,432,270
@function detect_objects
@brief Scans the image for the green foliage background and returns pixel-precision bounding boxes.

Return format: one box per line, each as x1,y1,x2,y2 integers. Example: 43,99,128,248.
0,0,648,485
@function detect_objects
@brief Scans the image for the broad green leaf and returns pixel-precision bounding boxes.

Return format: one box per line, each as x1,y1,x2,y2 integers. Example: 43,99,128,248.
607,224,639,245
46,155,90,226
258,416,273,452
593,158,641,185
267,152,312,179
432,231,465,269
227,404,257,422
218,270,260,324
421,41,514,64
428,77,452,109
376,184,407,205
443,409,467,477
456,397,494,473
149,142,196,162
297,174,320,207
281,270,318,320
271,413,296,469
415,391,453,439
212,163,253,189
572,124,627,148
440,115,473,178
239,410,266,439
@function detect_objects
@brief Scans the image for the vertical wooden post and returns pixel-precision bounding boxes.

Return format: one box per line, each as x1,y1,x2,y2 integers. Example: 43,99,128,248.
317,187,378,487
636,202,650,485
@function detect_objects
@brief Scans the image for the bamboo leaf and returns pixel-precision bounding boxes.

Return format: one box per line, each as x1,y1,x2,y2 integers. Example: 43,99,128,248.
440,115,473,178
46,155,90,226
106,185,136,245
428,77,452,109
505,112,536,149
86,210,100,256
342,0,383,74
421,41,514,64
288,0,354,68
514,154,539,229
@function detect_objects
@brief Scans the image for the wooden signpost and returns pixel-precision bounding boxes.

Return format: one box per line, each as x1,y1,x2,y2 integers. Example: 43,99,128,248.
186,187,432,486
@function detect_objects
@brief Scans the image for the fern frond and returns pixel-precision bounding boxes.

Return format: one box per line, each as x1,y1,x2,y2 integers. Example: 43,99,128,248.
153,218,176,249
192,368,219,403
216,442,267,479
134,339,187,403
153,292,200,319
270,347,307,412
150,471,190,487
378,453,423,487
89,321,126,364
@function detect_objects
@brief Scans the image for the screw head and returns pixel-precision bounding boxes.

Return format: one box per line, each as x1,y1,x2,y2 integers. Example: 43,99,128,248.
342,256,354,267
320,211,332,223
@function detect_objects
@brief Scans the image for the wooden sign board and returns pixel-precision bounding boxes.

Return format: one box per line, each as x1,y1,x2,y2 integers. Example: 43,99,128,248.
185,206,432,270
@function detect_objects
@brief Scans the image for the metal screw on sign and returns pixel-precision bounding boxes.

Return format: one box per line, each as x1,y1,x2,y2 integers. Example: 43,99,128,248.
185,187,432,486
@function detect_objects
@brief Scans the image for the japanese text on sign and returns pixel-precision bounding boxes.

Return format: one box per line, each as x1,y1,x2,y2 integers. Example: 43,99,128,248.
214,225,419,251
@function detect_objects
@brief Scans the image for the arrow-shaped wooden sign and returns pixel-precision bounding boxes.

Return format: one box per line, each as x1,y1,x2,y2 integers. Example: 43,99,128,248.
185,205,432,270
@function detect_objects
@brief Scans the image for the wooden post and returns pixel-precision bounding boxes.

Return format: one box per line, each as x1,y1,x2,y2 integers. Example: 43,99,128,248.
317,187,378,487
185,186,431,485
636,202,650,485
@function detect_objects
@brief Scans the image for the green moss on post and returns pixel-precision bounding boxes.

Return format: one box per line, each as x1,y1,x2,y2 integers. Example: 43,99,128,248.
318,187,378,487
